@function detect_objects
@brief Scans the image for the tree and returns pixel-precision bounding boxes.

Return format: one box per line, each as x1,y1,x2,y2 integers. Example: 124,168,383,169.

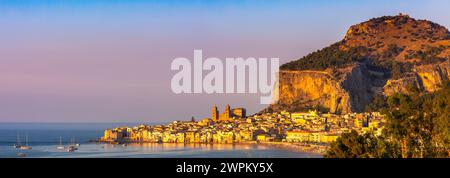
325,83,450,158
325,130,380,158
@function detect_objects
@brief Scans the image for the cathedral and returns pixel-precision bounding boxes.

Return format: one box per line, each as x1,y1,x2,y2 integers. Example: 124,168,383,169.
211,104,246,122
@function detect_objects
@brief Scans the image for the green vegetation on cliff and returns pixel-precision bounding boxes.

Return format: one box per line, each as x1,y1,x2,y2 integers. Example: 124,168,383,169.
324,83,450,158
280,43,368,71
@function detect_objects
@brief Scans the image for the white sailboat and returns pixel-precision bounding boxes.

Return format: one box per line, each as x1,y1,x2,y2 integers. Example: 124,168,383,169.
67,145,77,152
19,134,32,150
73,137,80,147
57,136,65,150
13,133,21,149
66,137,78,152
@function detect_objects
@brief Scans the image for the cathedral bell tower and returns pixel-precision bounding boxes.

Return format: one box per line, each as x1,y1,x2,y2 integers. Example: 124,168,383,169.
212,104,219,122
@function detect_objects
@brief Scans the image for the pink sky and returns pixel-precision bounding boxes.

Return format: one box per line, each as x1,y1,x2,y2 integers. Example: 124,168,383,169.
1,0,450,122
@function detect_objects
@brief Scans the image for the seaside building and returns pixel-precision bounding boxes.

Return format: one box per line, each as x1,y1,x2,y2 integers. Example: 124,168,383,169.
100,107,385,148
232,108,246,118
286,130,338,143
101,128,124,142
198,118,212,126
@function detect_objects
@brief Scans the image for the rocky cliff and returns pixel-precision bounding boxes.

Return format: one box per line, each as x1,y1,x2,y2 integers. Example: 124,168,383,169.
266,14,450,114
274,70,351,113
384,60,450,95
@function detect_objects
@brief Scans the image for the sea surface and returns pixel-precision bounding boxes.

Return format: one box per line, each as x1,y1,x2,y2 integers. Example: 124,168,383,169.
0,123,321,158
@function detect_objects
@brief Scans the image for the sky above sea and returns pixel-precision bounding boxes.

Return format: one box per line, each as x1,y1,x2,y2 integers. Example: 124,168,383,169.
1,0,450,122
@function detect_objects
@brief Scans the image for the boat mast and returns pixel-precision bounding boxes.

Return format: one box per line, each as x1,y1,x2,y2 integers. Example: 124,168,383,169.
26,134,28,146
17,133,21,145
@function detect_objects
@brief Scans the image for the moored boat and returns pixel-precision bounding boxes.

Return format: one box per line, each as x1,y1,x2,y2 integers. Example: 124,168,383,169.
67,145,78,152
19,134,32,150
57,136,65,150
66,137,79,152
13,134,21,149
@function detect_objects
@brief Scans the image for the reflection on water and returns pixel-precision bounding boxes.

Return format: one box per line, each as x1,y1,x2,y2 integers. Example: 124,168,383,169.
129,143,257,151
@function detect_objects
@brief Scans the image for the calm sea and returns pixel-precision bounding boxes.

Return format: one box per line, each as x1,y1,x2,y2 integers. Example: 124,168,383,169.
0,123,321,158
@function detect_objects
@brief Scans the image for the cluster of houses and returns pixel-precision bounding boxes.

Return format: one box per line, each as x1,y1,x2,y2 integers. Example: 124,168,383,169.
101,105,385,145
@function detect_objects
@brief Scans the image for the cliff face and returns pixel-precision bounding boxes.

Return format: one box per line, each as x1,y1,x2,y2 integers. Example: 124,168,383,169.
273,59,449,114
273,63,376,113
384,60,450,95
415,60,450,92
275,70,351,113
268,14,450,114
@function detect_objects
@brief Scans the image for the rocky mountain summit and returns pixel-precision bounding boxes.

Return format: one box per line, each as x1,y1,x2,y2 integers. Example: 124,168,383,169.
266,14,450,114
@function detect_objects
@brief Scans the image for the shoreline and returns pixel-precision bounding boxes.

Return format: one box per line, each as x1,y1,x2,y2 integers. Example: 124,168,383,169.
259,142,327,155
95,140,326,155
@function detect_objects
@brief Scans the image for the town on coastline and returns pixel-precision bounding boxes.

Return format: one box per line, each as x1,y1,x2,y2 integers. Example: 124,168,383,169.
100,104,385,153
